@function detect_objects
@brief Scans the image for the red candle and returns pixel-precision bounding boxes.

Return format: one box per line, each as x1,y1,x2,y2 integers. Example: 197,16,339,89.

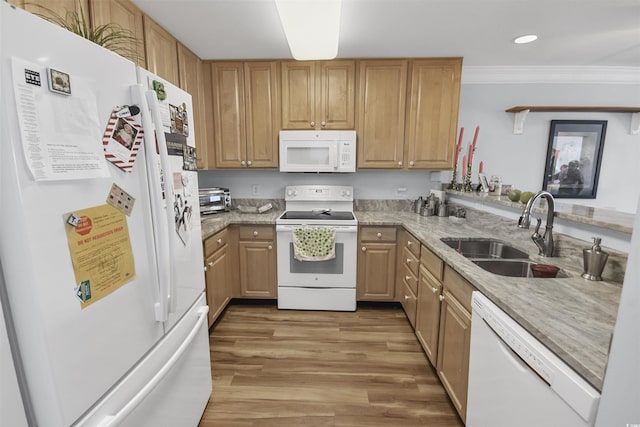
468,143,473,165
479,161,484,174
472,125,480,150
454,127,464,165
462,155,467,173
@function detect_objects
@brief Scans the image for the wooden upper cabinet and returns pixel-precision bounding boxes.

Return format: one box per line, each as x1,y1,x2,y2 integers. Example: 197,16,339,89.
281,60,355,130
211,62,246,168
177,43,208,169
143,15,179,85
90,0,145,67
211,61,279,169
244,61,280,168
356,60,408,169
405,58,462,169
24,0,89,23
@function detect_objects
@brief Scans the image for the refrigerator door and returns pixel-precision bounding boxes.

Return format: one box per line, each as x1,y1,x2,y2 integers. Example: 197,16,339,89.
136,68,206,332
0,4,164,425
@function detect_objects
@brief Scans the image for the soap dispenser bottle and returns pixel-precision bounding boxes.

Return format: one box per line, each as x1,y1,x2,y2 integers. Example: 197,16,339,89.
581,237,609,281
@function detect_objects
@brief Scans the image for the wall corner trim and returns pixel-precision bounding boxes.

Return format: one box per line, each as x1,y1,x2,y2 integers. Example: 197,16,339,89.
461,66,640,85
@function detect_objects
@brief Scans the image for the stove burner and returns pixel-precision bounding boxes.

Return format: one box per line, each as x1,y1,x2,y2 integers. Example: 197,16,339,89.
279,210,355,221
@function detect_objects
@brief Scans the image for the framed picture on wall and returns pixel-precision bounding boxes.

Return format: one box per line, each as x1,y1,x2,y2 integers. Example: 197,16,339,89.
542,120,607,199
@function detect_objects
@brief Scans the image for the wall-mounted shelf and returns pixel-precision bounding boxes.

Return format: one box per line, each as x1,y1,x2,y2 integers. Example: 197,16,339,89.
505,106,640,135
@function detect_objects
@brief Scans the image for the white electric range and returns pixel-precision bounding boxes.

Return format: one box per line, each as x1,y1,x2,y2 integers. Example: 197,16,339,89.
276,185,358,311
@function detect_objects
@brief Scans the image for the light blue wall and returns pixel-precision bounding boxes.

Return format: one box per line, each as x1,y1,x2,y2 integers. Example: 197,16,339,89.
454,82,640,213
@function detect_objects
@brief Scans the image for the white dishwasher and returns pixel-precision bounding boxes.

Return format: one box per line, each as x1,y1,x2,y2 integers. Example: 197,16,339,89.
466,292,600,427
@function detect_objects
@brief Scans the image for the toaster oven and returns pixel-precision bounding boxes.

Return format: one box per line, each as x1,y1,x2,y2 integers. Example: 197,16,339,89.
199,187,230,215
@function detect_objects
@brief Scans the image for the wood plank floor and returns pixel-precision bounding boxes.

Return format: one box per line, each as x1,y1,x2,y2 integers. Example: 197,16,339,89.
199,302,464,427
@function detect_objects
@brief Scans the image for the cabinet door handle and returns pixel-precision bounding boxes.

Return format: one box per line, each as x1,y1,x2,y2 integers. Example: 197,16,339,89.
405,275,411,281
204,266,207,272
404,295,410,301
431,287,438,294
310,121,315,127
268,245,273,250
409,160,415,166
208,261,214,267
361,246,367,252
376,232,382,238
217,239,222,245
398,161,403,166
241,160,246,166
407,241,413,246
439,295,445,302
321,120,326,127
253,231,258,236
247,160,252,166
406,258,412,264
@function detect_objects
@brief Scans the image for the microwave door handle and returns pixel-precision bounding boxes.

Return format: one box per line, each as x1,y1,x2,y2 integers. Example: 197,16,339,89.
332,144,339,170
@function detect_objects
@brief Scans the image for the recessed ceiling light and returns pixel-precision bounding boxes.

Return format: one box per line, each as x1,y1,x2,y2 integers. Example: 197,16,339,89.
514,34,538,44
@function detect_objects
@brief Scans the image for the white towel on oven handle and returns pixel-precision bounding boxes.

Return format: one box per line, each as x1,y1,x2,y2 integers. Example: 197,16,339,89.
292,226,336,261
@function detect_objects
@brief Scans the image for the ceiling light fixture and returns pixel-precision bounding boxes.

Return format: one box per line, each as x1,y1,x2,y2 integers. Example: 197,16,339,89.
513,34,538,44
275,0,342,60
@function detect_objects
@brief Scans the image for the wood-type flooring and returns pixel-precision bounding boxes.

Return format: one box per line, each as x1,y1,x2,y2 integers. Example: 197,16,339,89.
199,302,463,427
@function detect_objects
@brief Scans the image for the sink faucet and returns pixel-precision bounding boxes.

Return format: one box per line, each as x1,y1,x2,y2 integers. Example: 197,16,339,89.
518,190,555,257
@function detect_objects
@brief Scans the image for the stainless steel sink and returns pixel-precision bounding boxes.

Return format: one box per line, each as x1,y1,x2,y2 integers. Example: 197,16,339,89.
441,238,529,259
472,260,569,278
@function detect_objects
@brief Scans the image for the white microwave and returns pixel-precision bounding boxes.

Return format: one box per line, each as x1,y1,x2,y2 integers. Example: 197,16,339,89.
279,130,356,173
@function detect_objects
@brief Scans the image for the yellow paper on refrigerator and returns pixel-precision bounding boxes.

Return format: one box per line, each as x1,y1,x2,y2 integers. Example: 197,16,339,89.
63,204,135,308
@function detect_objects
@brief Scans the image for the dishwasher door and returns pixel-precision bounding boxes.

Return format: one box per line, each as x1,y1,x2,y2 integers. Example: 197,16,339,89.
466,292,600,427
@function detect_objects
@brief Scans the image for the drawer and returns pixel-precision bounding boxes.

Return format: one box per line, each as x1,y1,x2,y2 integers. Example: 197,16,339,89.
421,245,444,281
239,225,274,240
204,228,228,257
400,231,421,258
360,226,397,242
399,279,417,328
401,263,418,296
443,264,475,313
403,247,419,277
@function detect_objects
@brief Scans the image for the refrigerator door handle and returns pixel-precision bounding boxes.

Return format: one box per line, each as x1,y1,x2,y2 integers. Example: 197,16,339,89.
95,306,209,427
144,89,179,316
132,84,170,322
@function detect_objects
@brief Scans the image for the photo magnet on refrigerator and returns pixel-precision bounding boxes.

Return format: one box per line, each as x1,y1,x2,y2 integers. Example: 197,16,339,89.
102,107,145,172
47,67,71,95
107,183,136,216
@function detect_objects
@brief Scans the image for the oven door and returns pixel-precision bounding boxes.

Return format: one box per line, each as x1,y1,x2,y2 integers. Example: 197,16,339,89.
276,224,357,288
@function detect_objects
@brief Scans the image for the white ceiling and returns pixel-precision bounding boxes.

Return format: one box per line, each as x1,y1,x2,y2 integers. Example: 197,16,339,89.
130,0,640,67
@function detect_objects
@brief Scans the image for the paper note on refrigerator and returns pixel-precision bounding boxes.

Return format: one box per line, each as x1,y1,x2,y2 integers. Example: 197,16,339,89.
11,57,110,181
63,204,135,308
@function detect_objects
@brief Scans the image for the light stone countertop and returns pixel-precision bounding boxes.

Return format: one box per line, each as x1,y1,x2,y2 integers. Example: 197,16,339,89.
201,207,623,392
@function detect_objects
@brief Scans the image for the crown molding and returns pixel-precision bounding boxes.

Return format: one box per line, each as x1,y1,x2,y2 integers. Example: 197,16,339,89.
462,66,640,85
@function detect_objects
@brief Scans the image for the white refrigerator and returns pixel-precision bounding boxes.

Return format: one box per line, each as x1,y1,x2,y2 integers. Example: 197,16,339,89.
0,3,211,426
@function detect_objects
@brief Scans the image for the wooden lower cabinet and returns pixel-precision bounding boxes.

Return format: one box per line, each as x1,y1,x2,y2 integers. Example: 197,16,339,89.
203,229,232,327
436,265,474,423
415,264,442,366
357,227,397,301
238,225,277,298
436,289,471,423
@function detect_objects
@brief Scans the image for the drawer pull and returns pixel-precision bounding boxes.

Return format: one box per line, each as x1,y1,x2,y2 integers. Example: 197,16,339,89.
376,232,382,238
406,258,412,264
439,295,445,302
405,275,411,281
404,295,410,301
431,287,438,294
217,239,222,245
407,241,413,246
253,231,258,236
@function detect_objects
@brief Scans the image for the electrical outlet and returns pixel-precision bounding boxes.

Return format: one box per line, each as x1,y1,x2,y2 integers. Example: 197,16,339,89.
251,184,260,195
